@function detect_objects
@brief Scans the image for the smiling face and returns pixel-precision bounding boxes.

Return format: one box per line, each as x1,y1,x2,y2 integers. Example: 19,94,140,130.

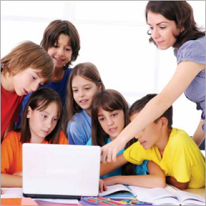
130,112,161,149
72,75,100,115
147,11,181,50
12,68,46,96
47,33,72,70
98,108,125,141
27,101,59,143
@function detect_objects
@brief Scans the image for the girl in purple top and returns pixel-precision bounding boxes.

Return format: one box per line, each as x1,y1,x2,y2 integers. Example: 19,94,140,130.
101,1,205,165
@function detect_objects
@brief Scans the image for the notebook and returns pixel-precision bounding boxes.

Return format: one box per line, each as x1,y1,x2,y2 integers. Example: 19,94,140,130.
22,143,100,200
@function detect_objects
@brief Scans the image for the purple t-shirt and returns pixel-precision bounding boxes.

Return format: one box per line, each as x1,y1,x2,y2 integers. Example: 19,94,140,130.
174,36,205,131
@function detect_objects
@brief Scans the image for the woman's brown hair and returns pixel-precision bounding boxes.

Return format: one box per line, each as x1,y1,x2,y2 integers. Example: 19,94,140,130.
145,1,205,50
1,41,54,83
40,19,81,69
16,87,63,144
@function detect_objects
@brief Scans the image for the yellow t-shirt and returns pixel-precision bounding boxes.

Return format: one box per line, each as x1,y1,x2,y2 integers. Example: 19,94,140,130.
123,128,205,189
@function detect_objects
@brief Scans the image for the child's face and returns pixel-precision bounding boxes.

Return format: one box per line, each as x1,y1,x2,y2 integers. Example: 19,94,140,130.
72,75,100,114
27,102,59,143
47,34,72,70
130,112,161,149
98,108,125,140
12,68,46,96
147,11,181,50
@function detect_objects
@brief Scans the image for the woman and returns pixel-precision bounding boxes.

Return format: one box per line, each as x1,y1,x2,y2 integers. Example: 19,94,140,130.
101,1,205,163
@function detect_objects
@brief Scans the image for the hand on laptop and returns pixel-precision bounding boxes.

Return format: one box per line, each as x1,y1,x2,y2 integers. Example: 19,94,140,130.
99,179,107,193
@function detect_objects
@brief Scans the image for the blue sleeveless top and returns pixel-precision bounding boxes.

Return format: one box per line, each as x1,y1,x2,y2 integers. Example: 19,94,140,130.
174,36,205,131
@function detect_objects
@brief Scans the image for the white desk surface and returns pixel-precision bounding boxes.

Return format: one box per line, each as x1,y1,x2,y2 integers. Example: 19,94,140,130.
1,187,205,201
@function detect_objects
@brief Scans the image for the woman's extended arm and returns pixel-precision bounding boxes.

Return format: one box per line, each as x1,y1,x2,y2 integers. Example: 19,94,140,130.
102,161,166,188
101,61,205,163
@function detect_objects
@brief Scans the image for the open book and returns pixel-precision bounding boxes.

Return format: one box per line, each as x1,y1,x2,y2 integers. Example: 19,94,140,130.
99,184,205,205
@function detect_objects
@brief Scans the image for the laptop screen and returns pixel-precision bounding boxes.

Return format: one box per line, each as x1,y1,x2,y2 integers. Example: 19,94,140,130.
23,143,100,199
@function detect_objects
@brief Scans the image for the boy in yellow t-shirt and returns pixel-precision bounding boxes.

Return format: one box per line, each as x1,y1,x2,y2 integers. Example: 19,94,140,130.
100,94,205,189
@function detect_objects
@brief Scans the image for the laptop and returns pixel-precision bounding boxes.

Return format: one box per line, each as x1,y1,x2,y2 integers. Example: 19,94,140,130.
22,143,100,199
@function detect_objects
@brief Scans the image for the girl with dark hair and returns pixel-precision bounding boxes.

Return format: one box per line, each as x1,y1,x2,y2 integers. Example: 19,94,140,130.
89,89,149,179
16,19,81,126
65,62,105,145
101,1,205,163
1,88,68,187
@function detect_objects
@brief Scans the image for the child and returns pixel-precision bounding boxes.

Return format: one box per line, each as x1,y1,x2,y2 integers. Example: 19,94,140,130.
101,94,205,190
16,19,81,126
65,62,105,145
1,41,54,140
1,88,69,187
89,89,153,178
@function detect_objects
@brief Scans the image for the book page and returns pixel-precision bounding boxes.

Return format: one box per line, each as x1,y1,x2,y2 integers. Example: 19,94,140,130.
1,188,23,198
153,197,179,205
175,190,205,204
34,198,79,205
182,199,205,205
129,186,177,203
99,184,132,197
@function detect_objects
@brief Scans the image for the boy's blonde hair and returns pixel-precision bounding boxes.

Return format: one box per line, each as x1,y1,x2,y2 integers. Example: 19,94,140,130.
1,41,54,84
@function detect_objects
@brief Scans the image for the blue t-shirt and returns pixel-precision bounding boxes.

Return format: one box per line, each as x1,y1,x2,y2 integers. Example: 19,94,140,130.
16,69,72,126
87,138,149,178
174,36,205,131
67,110,91,145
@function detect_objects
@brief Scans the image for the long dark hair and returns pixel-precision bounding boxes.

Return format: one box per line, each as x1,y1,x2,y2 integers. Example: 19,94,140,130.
91,89,137,175
40,19,81,69
145,1,205,49
16,88,63,144
63,62,105,136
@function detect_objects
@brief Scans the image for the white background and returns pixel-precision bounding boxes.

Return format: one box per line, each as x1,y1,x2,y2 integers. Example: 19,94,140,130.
1,1,205,136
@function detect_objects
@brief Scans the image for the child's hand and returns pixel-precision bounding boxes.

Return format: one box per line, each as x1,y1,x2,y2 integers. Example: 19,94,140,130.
1,189,3,194
99,179,107,193
13,172,22,176
102,176,118,186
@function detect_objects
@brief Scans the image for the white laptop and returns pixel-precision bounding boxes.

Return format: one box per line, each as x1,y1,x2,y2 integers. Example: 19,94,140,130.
22,143,100,199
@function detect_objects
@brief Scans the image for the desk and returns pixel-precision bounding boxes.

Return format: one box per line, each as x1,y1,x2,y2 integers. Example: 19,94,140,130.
1,187,205,204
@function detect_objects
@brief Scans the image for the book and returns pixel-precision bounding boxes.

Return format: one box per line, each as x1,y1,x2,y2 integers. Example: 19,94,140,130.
34,198,79,205
99,184,134,198
99,184,205,205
